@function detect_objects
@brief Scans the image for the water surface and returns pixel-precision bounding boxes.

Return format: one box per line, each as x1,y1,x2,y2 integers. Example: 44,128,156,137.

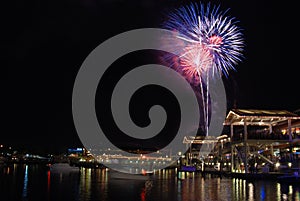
0,164,299,201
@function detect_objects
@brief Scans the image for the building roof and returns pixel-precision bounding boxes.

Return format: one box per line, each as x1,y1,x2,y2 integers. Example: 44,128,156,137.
224,109,300,127
183,136,219,144
231,109,298,117
294,109,300,115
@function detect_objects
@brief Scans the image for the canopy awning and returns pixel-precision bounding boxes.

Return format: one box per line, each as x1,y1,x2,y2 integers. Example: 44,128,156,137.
223,109,300,127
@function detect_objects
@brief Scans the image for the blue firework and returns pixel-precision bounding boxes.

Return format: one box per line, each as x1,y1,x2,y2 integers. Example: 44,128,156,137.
162,2,244,78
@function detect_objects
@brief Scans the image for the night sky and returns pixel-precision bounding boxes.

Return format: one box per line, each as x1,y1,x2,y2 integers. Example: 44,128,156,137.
4,0,297,154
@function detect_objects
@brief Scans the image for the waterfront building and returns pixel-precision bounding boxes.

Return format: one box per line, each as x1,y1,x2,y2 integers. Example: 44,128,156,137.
181,109,300,174
224,109,300,174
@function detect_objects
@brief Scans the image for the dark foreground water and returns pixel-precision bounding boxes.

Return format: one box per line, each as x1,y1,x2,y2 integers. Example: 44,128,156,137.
0,164,299,201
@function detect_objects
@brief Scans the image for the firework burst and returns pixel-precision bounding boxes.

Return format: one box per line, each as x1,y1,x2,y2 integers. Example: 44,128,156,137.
162,2,244,136
163,2,244,78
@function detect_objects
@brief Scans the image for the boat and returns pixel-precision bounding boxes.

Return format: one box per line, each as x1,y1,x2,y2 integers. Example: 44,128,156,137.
108,169,154,180
178,165,197,172
277,168,300,184
277,174,300,184
49,163,80,173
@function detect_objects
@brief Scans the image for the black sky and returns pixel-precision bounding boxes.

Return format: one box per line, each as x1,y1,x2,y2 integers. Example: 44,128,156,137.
4,0,297,153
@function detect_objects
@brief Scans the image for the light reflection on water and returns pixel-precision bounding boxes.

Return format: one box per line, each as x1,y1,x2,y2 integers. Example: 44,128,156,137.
22,165,28,198
0,164,299,201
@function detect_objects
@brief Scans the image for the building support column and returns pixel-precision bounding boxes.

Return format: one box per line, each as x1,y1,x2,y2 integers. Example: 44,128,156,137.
231,145,234,172
270,144,274,161
230,123,234,173
269,124,273,134
288,118,292,141
244,121,248,173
